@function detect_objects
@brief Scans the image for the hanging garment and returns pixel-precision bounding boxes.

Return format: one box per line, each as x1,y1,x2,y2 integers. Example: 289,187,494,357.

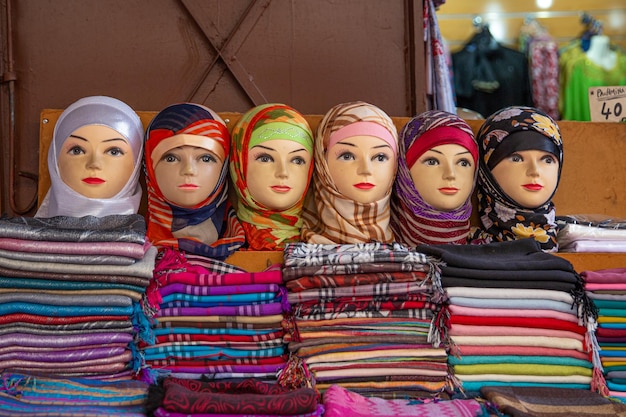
452,28,533,117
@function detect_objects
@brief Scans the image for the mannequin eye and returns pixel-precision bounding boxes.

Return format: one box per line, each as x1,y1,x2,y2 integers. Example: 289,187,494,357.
162,153,179,163
458,158,472,167
423,157,439,166
67,145,86,156
105,147,126,157
509,153,523,163
200,154,217,163
542,154,557,164
372,152,390,163
291,156,306,165
255,153,274,163
337,151,355,161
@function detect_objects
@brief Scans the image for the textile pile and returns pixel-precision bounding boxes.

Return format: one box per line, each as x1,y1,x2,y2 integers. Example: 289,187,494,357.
281,242,452,398
582,267,626,402
0,214,156,380
0,372,148,416
141,247,290,382
417,239,602,394
557,215,626,252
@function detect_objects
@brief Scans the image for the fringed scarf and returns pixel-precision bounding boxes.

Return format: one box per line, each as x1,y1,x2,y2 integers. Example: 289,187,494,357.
301,101,398,244
391,110,478,246
144,103,245,260
470,106,563,252
229,103,314,250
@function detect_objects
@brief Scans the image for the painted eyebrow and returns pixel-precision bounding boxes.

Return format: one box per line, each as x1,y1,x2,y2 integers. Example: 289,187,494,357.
428,148,471,156
251,144,276,152
289,148,306,154
69,134,127,143
336,141,391,150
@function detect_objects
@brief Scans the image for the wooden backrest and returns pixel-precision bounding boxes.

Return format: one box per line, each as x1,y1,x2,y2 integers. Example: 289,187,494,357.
39,109,626,219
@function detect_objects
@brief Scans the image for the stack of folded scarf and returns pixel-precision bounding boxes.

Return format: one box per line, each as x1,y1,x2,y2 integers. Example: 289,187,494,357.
0,214,156,380
148,377,323,417
417,239,602,394
0,372,149,416
141,247,290,382
557,215,626,253
582,267,626,401
281,242,451,399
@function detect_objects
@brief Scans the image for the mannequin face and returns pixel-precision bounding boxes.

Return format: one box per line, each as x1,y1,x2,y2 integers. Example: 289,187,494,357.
410,143,475,211
246,139,312,210
58,124,135,199
491,149,559,209
326,135,396,204
153,135,226,208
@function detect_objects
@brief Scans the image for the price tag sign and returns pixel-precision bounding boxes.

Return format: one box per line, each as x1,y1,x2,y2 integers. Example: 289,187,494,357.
588,86,626,122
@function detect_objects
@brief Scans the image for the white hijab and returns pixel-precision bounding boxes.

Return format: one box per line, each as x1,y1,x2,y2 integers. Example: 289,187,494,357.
36,96,144,218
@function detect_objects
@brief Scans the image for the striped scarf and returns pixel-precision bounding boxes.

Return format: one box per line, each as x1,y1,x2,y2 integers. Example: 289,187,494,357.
301,101,398,244
144,103,245,260
230,103,314,250
391,110,478,246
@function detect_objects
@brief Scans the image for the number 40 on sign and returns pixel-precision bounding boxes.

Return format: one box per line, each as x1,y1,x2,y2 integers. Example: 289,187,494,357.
588,86,626,122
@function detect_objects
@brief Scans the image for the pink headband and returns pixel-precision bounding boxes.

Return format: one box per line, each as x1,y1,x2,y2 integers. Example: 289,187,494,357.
328,121,397,154
405,126,478,169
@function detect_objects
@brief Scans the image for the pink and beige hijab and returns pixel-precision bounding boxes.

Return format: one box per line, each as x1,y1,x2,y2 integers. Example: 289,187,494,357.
301,101,398,244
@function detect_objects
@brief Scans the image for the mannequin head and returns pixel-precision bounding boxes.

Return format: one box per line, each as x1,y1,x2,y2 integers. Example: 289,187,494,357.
245,126,313,211
478,106,563,209
399,111,478,212
319,107,398,204
145,103,230,209
230,104,313,212
152,138,226,208
37,95,144,218
144,103,246,258
57,124,136,199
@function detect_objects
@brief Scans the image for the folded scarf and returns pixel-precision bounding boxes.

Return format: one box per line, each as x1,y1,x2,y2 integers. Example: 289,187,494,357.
0,245,156,279
0,237,147,258
283,242,425,266
0,248,138,266
158,377,319,415
322,384,484,417
480,385,626,416
0,214,146,244
286,271,428,292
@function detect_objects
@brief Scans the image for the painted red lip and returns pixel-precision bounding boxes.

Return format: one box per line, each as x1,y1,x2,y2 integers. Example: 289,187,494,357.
271,185,291,193
178,184,199,189
354,183,375,190
82,177,105,184
439,187,458,195
523,184,543,191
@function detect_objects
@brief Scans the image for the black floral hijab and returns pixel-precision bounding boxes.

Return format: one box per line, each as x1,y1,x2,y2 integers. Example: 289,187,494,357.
470,106,563,252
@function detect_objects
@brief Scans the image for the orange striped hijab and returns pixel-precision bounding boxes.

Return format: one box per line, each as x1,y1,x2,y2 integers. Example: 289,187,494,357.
301,101,398,244
144,103,245,259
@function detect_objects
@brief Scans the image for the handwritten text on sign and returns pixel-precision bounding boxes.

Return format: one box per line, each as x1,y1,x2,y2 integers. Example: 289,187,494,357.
588,86,626,122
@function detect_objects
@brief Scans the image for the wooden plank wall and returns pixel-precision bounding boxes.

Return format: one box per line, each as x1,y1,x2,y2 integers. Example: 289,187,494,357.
436,0,626,52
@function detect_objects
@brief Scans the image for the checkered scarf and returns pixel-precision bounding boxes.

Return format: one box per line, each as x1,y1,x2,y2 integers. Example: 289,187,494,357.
301,101,398,244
